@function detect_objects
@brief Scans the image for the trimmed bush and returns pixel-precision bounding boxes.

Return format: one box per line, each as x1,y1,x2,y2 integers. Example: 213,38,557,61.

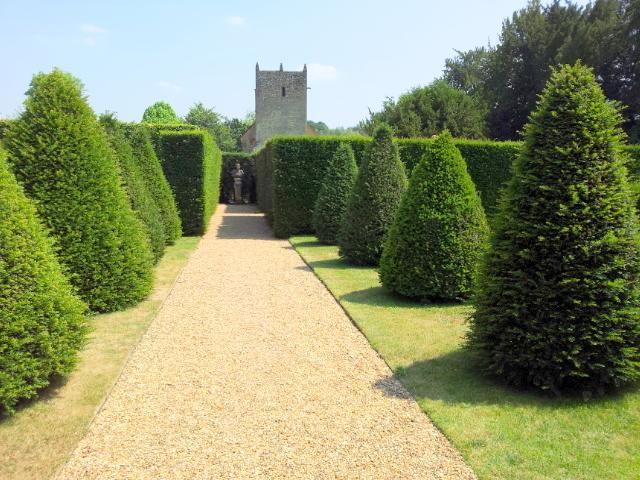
0,148,86,414
4,69,153,312
100,115,166,262
380,131,489,301
155,129,221,235
468,63,640,394
312,143,358,244
221,152,255,204
123,123,182,244
338,125,407,265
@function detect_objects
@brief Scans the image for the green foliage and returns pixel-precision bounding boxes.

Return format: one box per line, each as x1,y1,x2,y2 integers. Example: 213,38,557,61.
0,148,87,414
4,69,153,312
123,124,182,244
443,0,640,141
313,143,358,244
254,135,369,238
338,125,407,265
360,80,487,139
224,114,254,152
220,152,255,203
469,63,640,394
155,129,221,235
380,131,489,301
185,102,235,151
0,119,14,140
142,101,181,124
100,115,165,262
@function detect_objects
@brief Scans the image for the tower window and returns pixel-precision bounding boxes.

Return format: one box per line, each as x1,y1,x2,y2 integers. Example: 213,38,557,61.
282,86,286,97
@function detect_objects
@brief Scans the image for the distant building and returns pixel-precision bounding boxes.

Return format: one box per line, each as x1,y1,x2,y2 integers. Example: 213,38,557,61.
241,63,314,152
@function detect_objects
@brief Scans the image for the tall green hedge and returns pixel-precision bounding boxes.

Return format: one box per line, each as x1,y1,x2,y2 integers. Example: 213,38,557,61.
468,63,640,394
155,129,221,235
123,124,182,244
101,116,165,262
0,148,87,414
4,69,153,312
252,135,640,239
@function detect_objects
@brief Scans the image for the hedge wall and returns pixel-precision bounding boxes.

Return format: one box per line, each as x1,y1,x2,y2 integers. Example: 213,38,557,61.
155,129,221,235
220,152,255,204
253,136,640,238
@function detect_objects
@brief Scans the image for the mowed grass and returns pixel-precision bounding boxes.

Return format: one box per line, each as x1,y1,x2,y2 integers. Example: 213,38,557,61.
0,237,199,480
291,236,640,480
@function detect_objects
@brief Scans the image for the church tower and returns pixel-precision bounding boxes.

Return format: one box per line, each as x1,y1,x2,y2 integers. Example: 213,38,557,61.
245,63,308,151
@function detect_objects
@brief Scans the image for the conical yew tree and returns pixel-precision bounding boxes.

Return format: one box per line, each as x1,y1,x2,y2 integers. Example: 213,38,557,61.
468,63,640,394
123,123,182,244
313,143,358,244
338,125,407,265
379,130,489,301
0,148,86,413
101,114,166,262
5,69,153,312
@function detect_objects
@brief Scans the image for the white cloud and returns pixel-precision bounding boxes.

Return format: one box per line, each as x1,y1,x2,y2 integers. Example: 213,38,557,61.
227,16,246,27
80,23,107,34
306,63,338,81
155,81,183,93
80,23,107,46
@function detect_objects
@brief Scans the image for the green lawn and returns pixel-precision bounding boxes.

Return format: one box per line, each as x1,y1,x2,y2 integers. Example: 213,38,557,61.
0,237,199,480
291,236,640,480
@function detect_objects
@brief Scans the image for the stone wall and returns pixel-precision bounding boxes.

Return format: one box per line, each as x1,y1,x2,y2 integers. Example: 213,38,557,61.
254,63,307,149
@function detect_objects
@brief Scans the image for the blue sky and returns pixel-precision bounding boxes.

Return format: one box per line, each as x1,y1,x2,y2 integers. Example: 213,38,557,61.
0,0,592,128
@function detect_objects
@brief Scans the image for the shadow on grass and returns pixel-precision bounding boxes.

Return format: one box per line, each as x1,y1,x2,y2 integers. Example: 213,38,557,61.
342,286,466,309
374,348,636,410
1,375,69,421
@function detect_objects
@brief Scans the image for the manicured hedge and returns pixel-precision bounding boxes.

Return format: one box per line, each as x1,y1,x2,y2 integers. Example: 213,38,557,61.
123,124,182,244
101,116,166,262
5,69,153,312
254,136,368,238
253,136,640,239
221,152,255,203
0,147,87,414
154,129,221,235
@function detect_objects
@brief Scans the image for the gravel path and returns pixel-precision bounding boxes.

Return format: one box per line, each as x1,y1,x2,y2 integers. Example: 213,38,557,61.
56,204,475,479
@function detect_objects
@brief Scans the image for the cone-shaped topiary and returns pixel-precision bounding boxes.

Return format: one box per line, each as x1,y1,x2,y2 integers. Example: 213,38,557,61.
4,69,153,312
379,130,489,301
338,125,407,265
313,143,358,244
123,124,182,244
468,63,640,394
100,114,166,262
0,148,87,414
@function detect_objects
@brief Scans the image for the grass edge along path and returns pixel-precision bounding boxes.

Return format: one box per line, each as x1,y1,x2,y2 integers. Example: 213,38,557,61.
291,236,640,480
0,236,200,480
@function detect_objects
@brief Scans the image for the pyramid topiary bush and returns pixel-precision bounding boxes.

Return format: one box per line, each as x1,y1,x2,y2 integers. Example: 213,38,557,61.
468,63,640,394
4,69,153,312
0,148,87,414
338,125,407,265
313,143,358,244
101,114,166,262
123,124,182,244
379,130,489,301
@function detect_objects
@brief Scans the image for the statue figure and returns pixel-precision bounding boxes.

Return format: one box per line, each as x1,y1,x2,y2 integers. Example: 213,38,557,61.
231,162,245,204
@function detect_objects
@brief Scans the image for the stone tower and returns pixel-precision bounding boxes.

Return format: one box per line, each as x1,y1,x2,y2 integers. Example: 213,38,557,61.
251,63,308,150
